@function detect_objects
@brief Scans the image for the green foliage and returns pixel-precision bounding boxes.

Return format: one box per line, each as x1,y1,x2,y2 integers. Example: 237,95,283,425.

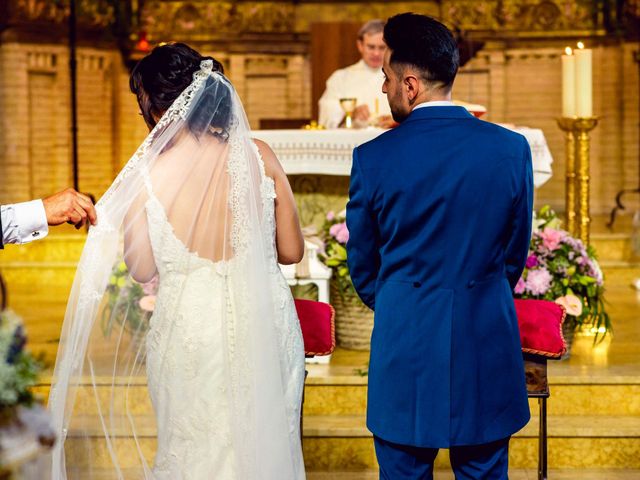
0,310,42,408
101,262,154,337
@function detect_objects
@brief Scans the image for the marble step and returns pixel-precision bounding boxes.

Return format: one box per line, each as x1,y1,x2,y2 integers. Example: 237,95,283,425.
600,261,640,287
59,414,640,470
55,467,640,479
591,233,633,262
31,376,640,418
302,381,640,417
307,469,640,480
302,414,640,470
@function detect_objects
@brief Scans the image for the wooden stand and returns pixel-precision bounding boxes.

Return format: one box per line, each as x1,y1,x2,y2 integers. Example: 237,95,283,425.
524,353,551,480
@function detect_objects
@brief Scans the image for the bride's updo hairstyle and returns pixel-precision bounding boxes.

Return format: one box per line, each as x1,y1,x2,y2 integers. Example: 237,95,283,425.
130,42,232,139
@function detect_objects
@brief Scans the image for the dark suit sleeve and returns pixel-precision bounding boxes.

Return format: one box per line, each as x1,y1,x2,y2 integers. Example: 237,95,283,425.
505,137,534,289
346,148,380,310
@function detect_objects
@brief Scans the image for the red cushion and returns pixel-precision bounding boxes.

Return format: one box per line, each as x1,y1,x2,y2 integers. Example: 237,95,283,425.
294,298,336,356
514,299,567,358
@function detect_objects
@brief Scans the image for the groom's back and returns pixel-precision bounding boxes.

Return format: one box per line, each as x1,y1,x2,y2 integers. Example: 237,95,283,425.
346,12,533,456
347,104,533,447
356,106,530,289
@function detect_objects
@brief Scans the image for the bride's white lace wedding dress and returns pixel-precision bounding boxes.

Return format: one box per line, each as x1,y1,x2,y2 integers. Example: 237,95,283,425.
48,61,306,479
144,149,305,479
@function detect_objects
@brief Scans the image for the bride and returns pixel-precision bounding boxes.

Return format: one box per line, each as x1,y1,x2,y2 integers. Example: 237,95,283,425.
47,43,306,479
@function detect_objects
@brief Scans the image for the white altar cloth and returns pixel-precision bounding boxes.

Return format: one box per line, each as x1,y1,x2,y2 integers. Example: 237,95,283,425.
254,126,553,188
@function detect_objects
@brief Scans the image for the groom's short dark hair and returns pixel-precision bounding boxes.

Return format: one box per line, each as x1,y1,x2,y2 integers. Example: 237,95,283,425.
384,13,459,90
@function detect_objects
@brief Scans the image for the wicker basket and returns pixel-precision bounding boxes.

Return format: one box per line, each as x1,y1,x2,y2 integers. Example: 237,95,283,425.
330,281,374,350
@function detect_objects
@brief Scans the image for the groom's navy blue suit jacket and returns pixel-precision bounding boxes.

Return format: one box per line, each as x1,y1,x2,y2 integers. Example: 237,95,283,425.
346,106,533,448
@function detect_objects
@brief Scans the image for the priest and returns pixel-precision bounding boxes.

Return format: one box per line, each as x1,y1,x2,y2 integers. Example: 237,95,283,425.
318,20,394,129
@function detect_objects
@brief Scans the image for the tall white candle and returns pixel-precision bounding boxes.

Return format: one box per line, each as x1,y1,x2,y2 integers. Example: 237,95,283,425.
575,42,592,118
562,47,576,117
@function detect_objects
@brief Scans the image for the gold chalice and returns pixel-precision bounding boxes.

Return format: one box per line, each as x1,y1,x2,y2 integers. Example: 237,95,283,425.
339,98,357,129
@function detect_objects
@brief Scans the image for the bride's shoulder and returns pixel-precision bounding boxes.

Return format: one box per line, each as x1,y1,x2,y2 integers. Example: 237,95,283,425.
251,138,283,180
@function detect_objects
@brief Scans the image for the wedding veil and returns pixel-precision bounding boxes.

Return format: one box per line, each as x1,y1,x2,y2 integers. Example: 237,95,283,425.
47,59,303,478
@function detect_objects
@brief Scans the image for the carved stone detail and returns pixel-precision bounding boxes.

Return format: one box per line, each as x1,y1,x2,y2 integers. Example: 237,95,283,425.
444,0,595,32
7,0,114,28
140,1,296,42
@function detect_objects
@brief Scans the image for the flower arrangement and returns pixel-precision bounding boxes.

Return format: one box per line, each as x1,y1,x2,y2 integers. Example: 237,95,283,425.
514,206,611,342
0,309,42,408
319,210,353,298
102,262,157,337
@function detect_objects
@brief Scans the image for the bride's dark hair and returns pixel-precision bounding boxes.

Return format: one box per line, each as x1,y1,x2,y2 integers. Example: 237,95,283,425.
130,42,232,139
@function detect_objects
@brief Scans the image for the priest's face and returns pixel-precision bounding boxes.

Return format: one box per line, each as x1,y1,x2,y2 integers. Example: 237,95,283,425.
382,49,410,123
357,32,386,69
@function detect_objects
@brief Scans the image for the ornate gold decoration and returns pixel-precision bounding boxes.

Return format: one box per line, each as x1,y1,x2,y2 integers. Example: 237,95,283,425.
446,0,595,32
557,116,599,245
7,0,114,28
302,121,325,130
140,1,295,42
135,0,606,45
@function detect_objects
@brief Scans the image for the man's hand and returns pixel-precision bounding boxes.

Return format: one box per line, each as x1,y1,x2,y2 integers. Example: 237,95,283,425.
43,188,97,229
353,104,371,121
374,115,398,129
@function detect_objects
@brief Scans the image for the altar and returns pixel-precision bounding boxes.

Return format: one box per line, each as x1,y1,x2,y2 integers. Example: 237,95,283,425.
254,126,554,187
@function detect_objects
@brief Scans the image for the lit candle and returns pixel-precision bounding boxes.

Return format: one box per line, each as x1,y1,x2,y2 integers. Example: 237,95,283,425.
575,41,592,118
561,47,576,117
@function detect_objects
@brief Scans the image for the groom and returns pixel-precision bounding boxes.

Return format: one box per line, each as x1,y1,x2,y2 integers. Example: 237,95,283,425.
346,13,533,479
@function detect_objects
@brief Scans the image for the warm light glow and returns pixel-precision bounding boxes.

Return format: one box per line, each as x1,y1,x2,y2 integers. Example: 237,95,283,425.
565,47,573,55
134,31,151,52
159,42,168,47
577,41,585,49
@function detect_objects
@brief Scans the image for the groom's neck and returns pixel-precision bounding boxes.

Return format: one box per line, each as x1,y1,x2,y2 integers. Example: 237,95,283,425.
410,88,452,109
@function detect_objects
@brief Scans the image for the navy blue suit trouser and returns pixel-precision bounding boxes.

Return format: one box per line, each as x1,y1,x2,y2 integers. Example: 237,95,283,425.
374,435,510,480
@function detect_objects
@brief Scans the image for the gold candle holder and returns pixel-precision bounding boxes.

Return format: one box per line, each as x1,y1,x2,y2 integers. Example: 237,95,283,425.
557,118,578,236
557,116,599,245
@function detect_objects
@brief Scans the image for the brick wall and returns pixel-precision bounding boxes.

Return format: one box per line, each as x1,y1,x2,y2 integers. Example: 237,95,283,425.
1,40,638,216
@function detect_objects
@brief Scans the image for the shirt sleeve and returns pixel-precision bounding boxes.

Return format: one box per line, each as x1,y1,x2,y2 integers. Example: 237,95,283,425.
318,70,347,129
1,200,49,245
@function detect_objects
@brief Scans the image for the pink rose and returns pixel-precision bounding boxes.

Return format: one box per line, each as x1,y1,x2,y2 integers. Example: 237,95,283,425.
555,294,583,317
514,277,526,294
329,222,349,244
142,275,159,295
539,228,565,251
326,211,335,221
139,295,156,312
525,268,553,296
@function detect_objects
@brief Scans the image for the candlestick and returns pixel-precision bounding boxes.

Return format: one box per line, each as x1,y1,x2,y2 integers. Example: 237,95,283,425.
557,117,598,245
557,117,578,235
575,117,598,245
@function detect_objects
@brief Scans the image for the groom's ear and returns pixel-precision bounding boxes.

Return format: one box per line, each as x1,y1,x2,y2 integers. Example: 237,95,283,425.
404,74,421,105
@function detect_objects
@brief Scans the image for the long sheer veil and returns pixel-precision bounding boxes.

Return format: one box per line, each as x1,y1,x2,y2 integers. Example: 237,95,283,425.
47,60,303,479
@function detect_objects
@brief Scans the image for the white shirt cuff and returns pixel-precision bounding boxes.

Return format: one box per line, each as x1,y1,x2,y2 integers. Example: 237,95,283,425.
2,200,49,245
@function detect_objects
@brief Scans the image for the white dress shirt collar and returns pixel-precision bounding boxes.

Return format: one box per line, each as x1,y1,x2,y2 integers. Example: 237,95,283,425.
413,100,455,110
